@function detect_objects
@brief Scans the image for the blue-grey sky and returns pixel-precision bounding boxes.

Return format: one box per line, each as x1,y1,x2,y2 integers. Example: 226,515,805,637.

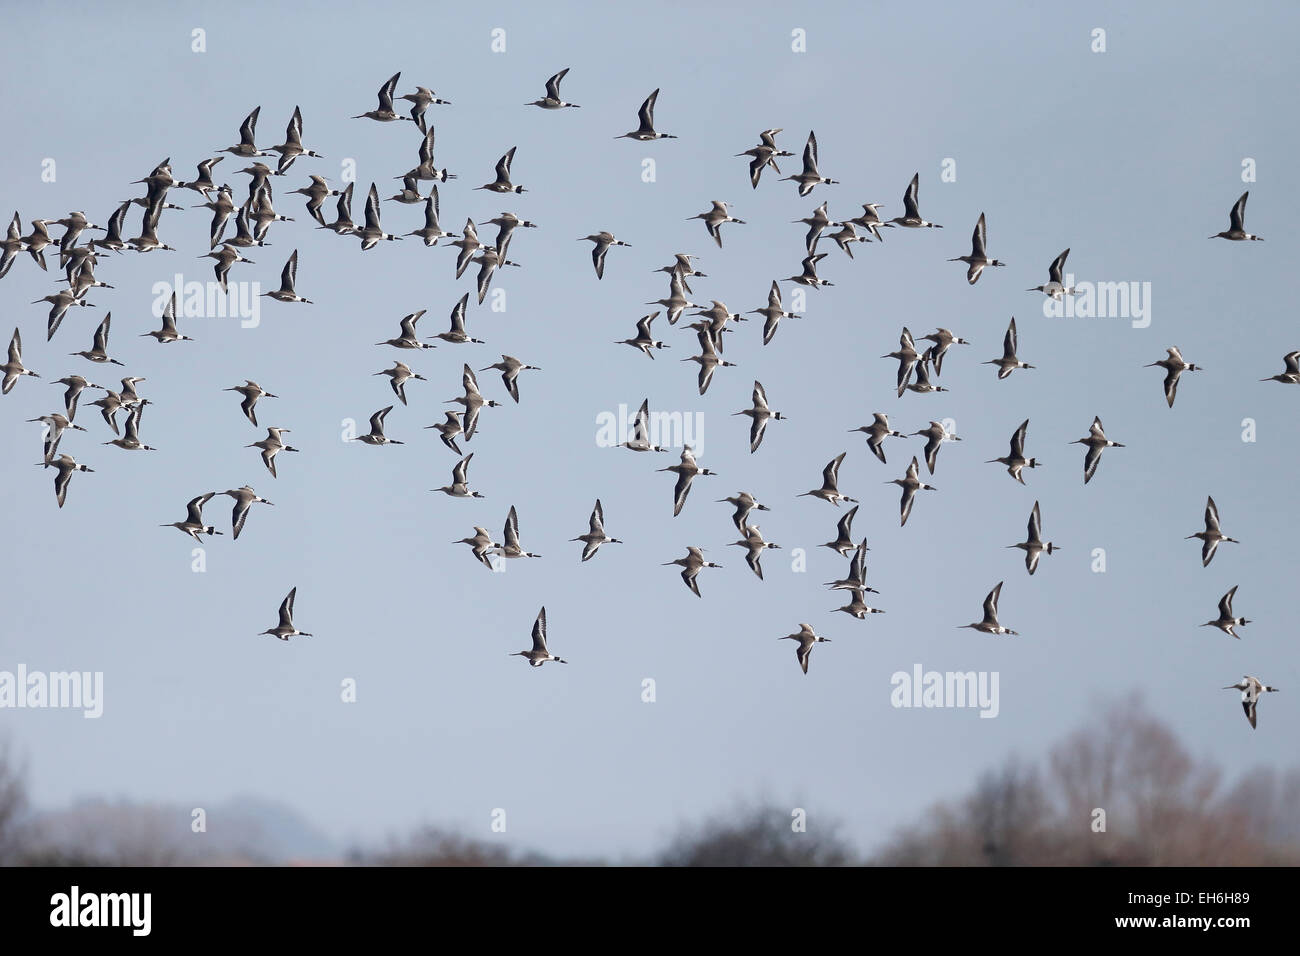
1,0,1297,859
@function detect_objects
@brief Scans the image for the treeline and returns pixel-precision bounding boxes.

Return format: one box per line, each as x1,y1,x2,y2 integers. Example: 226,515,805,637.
3,704,1297,866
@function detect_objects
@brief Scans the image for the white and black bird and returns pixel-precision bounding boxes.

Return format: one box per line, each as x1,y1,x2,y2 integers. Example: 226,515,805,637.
820,504,859,557
497,505,541,559
615,312,669,359
688,201,745,248
141,293,193,343
849,413,905,464
733,380,785,453
28,412,85,461
1145,347,1201,407
883,327,921,397
778,624,831,674
476,146,526,194
731,524,780,580
512,608,566,666
571,499,622,562
527,68,580,109
913,420,961,475
1008,501,1058,575
356,184,403,250
1071,416,1124,485
453,526,497,569
374,361,426,406
399,85,451,132
949,212,1005,284
735,128,794,189
663,546,721,598
681,328,735,396
258,247,312,303
657,445,717,517
445,364,502,440
216,107,273,157
353,405,403,445
987,419,1039,484
1261,351,1300,385
160,492,223,541
787,252,833,288
376,309,435,350
269,105,323,175
888,456,936,527
353,73,412,123
425,410,465,455
287,175,339,226
432,452,484,498
246,427,297,478
615,88,676,141
199,244,254,293
1026,248,1076,298
1223,676,1278,729
886,173,942,229
798,452,858,507
579,231,630,279
220,486,273,541
779,131,837,196
1210,191,1262,241
404,126,456,184
1202,586,1249,639
1187,496,1239,567
406,188,457,246
748,280,799,346
68,317,122,369
918,328,969,377
959,582,1018,636
481,355,539,404
259,587,312,641
984,317,1033,379
38,453,93,508
717,491,770,534
429,294,484,346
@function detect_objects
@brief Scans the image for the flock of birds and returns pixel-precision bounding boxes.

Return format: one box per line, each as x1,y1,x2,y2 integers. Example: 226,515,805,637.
0,69,1286,724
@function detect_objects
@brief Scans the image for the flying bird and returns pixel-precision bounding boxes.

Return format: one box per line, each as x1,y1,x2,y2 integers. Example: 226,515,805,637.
527,68,580,109
663,546,721,598
1145,347,1200,407
1072,416,1124,485
888,456,936,526
779,624,831,674
511,608,567,666
733,380,785,453
220,486,273,540
615,89,676,141
1202,586,1249,639
987,419,1039,484
571,499,622,561
1210,191,1262,241
1223,676,1278,729
259,587,312,641
1027,248,1076,298
798,452,858,507
1008,501,1058,575
657,445,717,517
1187,496,1238,567
959,582,1018,636
160,492,223,541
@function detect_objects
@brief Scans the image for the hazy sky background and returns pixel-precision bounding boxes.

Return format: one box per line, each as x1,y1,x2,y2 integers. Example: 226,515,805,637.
1,0,1297,859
